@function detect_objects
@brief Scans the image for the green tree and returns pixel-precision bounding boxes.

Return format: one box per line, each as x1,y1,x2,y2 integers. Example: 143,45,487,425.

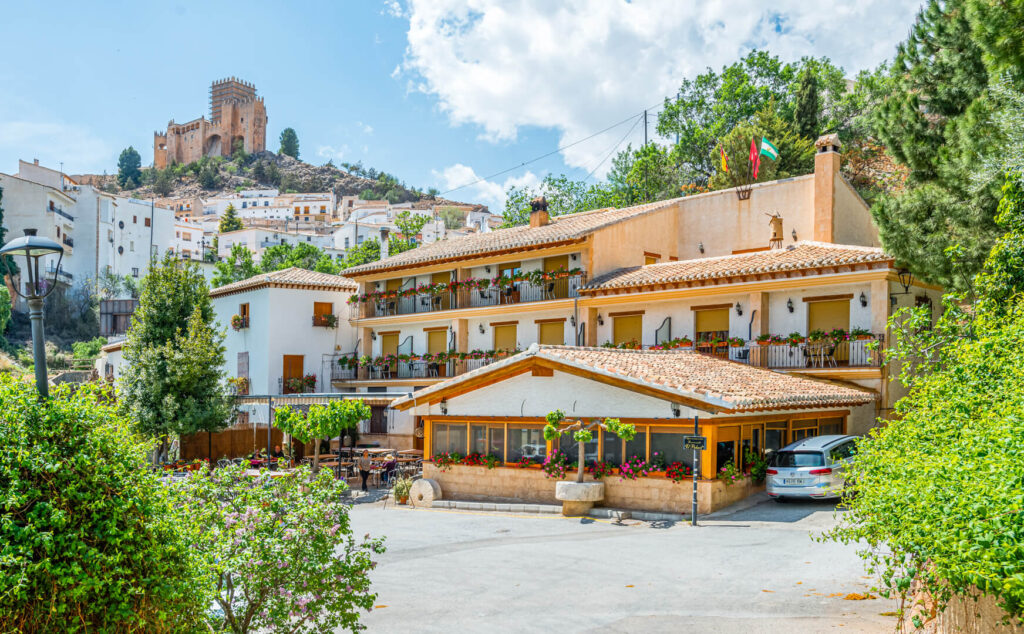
218,203,244,233
543,410,635,483
340,238,381,269
869,0,1002,290
389,210,430,255
0,286,10,335
211,243,260,288
260,242,339,275
230,138,248,163
974,175,1024,314
279,127,300,159
275,400,371,474
151,167,174,197
0,185,16,278
0,377,206,632
251,159,267,184
198,162,221,189
117,146,142,189
793,67,819,138
120,253,229,460
502,174,620,227
709,107,814,192
438,206,465,230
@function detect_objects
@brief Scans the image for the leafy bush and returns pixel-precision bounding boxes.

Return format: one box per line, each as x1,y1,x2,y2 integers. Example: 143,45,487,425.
174,465,384,633
72,335,107,359
0,376,205,632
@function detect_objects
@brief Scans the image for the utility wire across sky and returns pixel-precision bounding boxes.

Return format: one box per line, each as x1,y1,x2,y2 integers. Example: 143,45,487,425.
438,100,666,196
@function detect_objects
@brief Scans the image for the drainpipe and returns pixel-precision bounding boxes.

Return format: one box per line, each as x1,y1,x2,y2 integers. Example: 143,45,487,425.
747,309,757,341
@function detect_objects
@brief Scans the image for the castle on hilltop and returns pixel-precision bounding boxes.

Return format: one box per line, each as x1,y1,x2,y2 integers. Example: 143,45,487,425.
153,78,267,169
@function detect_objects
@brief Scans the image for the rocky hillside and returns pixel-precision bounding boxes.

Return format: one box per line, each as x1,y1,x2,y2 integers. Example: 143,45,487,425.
74,151,485,210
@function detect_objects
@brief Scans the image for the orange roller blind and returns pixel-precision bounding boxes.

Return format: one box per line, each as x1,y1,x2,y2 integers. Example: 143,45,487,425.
807,300,850,333
695,309,729,334
494,324,517,351
539,322,564,345
427,330,447,354
543,255,569,272
381,333,399,356
613,315,642,345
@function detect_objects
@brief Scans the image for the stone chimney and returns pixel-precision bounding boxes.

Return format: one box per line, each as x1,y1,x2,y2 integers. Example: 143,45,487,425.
379,226,390,259
529,196,550,228
813,134,841,243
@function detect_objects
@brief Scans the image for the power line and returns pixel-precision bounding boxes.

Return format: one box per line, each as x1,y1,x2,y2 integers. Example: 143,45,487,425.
582,113,643,183
439,101,664,196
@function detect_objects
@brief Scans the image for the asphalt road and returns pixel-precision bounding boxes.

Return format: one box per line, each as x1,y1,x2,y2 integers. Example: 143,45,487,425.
348,495,897,633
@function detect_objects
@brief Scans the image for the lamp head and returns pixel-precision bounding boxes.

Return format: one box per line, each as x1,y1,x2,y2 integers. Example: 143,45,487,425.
0,232,64,299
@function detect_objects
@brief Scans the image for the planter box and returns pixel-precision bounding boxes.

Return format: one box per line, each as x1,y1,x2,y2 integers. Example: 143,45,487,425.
422,463,763,515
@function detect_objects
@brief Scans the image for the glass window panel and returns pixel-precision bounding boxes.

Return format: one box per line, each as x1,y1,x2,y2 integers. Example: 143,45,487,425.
449,424,467,454
488,427,505,462
558,433,598,465
716,441,736,472
650,431,691,468
508,426,546,462
470,425,487,455
432,423,448,455
625,431,647,462
601,429,622,464
752,428,761,453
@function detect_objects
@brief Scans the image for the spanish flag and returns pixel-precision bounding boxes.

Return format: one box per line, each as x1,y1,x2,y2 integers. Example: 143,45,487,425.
720,146,729,173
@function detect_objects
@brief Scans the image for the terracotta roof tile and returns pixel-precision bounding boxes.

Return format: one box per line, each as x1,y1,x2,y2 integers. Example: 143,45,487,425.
392,344,876,413
582,242,892,293
341,198,683,276
209,267,357,298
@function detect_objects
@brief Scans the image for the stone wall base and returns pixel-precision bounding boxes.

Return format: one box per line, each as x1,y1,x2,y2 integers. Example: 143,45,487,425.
422,464,762,515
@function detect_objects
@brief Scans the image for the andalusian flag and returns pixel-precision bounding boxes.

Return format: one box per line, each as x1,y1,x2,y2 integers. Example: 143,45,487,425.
759,138,779,161
719,146,729,172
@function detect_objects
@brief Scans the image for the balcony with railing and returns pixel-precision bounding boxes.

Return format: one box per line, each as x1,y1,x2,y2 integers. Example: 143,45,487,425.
357,272,587,319
49,206,75,223
691,335,885,370
330,353,497,383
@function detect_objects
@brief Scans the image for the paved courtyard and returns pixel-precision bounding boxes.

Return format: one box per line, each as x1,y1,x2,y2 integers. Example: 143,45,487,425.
349,495,898,633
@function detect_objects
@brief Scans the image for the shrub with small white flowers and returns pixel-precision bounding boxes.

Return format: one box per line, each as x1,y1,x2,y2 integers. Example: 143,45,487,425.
174,464,384,633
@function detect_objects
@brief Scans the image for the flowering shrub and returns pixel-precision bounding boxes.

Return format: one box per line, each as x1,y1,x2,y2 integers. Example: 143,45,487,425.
585,461,615,479
648,450,666,470
482,454,501,469
618,456,654,480
515,455,534,468
665,461,693,482
175,465,384,633
541,450,571,479
717,461,742,485
230,313,246,330
744,448,768,483
433,452,462,472
348,267,584,304
285,373,317,393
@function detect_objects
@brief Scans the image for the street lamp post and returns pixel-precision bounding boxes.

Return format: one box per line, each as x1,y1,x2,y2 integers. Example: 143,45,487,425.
0,230,65,399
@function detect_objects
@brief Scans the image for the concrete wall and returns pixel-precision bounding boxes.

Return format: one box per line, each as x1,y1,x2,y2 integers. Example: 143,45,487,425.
589,204,681,274
423,463,762,514
833,177,880,247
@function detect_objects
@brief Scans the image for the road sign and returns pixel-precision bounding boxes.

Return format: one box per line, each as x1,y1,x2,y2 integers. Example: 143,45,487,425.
683,435,707,451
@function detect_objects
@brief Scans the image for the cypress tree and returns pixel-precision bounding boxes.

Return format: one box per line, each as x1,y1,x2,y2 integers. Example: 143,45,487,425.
793,68,819,138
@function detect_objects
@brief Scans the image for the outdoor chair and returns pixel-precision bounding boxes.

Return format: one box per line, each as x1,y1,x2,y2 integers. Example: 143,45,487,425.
217,458,231,469
431,295,444,311
542,281,556,300
385,300,397,315
427,362,439,377
501,286,515,304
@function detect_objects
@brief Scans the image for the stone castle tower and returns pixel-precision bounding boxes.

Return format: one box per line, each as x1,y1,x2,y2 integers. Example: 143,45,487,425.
153,78,267,169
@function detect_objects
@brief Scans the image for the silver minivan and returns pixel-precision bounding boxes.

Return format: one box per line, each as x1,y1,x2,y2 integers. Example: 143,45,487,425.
765,435,857,501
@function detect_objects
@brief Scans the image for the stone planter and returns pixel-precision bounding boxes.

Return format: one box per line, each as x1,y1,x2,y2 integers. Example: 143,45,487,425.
555,481,604,516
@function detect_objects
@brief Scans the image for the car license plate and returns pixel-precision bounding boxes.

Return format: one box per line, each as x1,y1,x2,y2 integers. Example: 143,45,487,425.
783,478,806,485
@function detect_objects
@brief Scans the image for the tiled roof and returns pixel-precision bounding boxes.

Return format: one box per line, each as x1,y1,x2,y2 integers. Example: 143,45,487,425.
209,267,357,298
392,344,876,413
341,198,683,276
582,242,892,293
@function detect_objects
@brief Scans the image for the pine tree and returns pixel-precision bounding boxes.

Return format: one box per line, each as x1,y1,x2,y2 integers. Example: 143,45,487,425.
218,204,244,233
152,168,173,197
793,68,819,138
279,128,300,159
870,0,1003,290
120,253,231,460
117,147,142,189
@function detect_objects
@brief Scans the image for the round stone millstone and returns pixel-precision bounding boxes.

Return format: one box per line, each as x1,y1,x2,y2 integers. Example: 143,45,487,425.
555,481,605,502
409,478,442,507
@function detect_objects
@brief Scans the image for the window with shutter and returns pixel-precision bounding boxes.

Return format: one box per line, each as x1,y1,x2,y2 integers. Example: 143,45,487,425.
237,352,249,378
493,324,517,351
538,321,564,345
612,315,642,346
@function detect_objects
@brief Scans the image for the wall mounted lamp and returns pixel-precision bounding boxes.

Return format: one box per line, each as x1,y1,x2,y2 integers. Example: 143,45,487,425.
570,254,578,261
671,403,681,417
440,399,448,415
478,323,485,334
859,292,868,307
597,314,605,326
735,301,743,316
569,315,576,327
370,331,377,341
897,268,914,294
791,229,798,241
485,265,491,274
698,241,704,254
786,298,794,313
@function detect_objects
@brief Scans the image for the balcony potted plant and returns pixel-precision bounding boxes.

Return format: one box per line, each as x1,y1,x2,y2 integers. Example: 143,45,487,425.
709,335,727,348
755,333,772,346
829,327,849,342
807,329,828,343
850,326,873,340
728,336,745,347
769,334,786,346
230,314,245,331
673,336,693,348
787,331,806,347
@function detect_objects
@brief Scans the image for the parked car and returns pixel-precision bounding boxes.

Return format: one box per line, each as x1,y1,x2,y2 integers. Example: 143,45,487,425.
765,435,857,501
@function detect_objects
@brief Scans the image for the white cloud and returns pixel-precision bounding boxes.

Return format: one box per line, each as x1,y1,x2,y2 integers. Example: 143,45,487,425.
0,120,113,173
382,0,405,18
317,144,350,163
397,0,921,177
356,121,374,135
433,162,541,211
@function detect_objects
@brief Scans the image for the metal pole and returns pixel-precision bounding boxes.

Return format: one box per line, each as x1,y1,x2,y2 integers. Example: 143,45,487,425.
267,396,274,458
28,296,48,399
691,414,699,527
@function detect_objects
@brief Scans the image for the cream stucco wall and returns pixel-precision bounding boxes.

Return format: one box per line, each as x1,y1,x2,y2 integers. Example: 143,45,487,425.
833,177,880,247
589,205,681,273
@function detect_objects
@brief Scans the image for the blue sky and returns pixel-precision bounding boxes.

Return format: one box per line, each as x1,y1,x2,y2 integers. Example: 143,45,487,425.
0,1,922,210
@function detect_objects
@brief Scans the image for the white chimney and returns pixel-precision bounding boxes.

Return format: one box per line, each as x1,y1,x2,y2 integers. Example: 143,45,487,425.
379,227,390,259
